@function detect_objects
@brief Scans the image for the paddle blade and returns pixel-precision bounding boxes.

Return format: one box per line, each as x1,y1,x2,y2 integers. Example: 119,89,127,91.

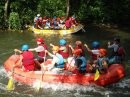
6,77,15,91
94,69,100,81
34,81,41,92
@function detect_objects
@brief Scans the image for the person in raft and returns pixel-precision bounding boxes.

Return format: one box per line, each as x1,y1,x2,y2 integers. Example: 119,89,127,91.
34,14,40,27
94,48,109,73
65,17,72,29
66,49,87,74
41,46,64,73
50,39,70,62
84,41,101,73
69,40,85,56
29,37,48,70
84,41,100,61
107,37,125,64
36,16,43,29
14,44,35,71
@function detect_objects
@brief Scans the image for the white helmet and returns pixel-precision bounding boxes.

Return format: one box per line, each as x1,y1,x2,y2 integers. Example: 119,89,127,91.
37,14,40,17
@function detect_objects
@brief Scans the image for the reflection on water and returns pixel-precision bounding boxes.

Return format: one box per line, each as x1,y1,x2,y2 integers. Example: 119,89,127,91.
0,26,130,97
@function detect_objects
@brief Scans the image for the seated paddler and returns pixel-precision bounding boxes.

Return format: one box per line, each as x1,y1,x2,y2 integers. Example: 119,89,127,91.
41,46,64,73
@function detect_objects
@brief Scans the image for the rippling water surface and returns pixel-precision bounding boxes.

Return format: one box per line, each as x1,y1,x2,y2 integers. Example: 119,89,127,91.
0,25,130,97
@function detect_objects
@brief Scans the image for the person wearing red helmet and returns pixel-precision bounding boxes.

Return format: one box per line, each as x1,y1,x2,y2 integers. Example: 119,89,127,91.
29,37,48,70
96,48,109,73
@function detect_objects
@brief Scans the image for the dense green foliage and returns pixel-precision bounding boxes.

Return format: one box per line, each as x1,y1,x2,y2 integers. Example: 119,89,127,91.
0,0,130,30
8,12,21,30
37,0,66,17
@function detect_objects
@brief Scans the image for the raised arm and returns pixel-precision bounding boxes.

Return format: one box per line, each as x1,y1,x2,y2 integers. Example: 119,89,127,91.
28,48,35,51
50,43,55,47
45,50,53,57
69,45,74,52
84,44,91,52
14,49,22,54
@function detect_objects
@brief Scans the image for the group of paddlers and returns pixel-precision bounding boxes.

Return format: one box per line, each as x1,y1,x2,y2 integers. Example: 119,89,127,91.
34,14,78,30
14,37,126,74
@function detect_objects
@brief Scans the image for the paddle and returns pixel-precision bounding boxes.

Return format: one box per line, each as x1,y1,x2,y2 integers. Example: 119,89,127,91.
35,51,46,92
81,26,86,32
6,52,17,91
6,61,15,90
94,69,100,81
6,66,15,90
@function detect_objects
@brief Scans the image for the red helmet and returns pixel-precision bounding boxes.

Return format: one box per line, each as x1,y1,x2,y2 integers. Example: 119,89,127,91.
99,48,107,56
73,49,82,56
36,38,44,43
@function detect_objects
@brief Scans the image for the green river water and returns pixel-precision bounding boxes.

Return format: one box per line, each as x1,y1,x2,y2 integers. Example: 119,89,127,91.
0,25,130,97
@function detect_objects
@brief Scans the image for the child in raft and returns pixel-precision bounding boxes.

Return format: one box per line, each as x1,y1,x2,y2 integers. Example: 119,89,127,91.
41,46,64,73
93,48,109,73
50,39,70,63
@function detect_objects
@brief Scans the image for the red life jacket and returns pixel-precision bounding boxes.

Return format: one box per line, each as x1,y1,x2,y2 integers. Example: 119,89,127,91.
59,45,69,59
22,51,35,71
91,53,98,60
38,44,48,57
65,19,72,29
117,46,125,56
36,19,42,29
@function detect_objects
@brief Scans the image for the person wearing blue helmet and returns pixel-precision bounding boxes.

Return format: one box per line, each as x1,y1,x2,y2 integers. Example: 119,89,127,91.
59,39,66,46
84,41,100,60
59,39,70,61
92,41,100,49
84,41,101,73
21,44,29,51
14,44,35,71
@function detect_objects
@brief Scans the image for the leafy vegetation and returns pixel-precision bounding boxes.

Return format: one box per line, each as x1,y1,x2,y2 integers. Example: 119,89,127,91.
8,12,21,30
0,0,129,30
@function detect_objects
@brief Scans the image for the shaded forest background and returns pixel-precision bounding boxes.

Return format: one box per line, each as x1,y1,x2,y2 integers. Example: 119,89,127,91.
0,0,130,30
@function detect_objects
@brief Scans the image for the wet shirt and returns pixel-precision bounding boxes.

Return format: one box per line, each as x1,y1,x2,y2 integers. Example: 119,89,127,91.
52,53,64,68
34,45,45,52
108,43,119,52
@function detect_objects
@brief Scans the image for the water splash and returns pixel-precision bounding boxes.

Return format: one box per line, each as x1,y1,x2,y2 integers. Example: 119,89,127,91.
1,65,130,97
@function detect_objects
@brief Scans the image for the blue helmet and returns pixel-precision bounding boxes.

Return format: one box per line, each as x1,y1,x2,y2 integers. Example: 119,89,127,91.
21,44,29,51
59,39,66,46
92,41,100,49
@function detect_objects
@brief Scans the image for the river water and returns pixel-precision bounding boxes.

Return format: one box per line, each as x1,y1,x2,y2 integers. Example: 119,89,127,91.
0,25,130,97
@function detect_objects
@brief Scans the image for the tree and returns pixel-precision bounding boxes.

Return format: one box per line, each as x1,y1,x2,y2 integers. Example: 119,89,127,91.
66,0,70,18
4,0,10,21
